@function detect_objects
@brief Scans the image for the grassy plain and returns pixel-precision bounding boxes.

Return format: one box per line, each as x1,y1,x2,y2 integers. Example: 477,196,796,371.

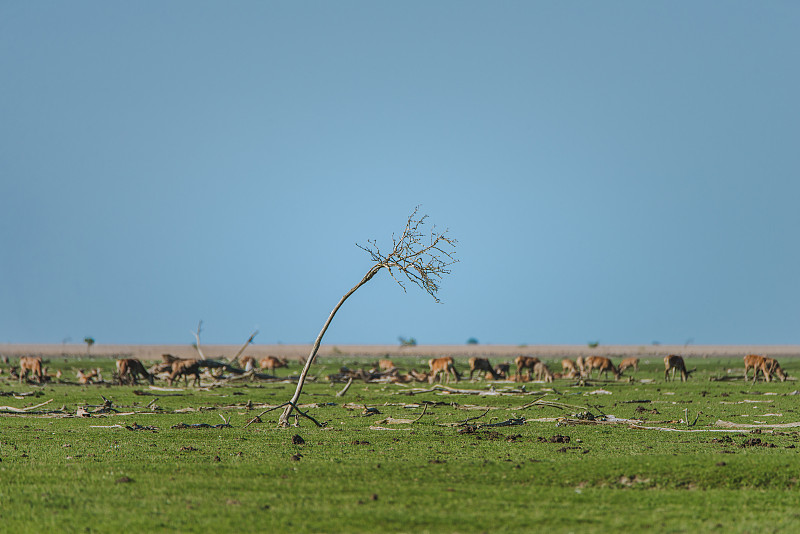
2,351,800,533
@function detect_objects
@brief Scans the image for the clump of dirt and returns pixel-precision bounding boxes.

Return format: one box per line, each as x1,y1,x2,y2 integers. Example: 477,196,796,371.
291,434,305,445
635,406,660,415
115,476,133,484
350,440,371,446
741,438,776,448
290,453,303,461
617,475,651,487
179,446,198,452
711,436,733,444
538,435,570,444
506,434,523,443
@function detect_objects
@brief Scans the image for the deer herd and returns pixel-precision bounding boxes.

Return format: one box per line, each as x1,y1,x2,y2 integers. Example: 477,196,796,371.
2,353,791,387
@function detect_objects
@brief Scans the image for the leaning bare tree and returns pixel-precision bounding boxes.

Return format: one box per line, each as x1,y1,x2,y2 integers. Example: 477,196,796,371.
277,207,457,427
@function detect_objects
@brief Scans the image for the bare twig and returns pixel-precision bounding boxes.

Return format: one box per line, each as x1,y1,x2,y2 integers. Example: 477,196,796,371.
457,408,491,426
412,403,429,422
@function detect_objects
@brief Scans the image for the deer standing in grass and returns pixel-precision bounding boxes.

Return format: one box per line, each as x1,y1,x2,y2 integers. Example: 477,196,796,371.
378,359,395,372
469,357,500,380
116,358,154,385
428,356,460,384
664,355,692,382
533,361,554,382
585,356,620,380
744,354,787,384
260,356,289,373
514,356,540,382
168,359,202,387
19,356,43,383
618,357,640,374
561,358,580,378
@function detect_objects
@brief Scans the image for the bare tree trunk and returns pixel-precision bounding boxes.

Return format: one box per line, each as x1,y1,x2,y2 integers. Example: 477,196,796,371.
277,265,381,427
191,320,207,360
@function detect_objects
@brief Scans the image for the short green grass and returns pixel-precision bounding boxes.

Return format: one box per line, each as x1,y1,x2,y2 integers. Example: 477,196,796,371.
2,355,799,533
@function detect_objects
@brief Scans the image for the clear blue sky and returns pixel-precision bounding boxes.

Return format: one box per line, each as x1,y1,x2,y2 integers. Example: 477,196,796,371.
2,3,799,346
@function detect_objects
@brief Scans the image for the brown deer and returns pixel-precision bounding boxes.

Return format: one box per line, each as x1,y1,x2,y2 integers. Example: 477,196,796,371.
744,355,787,383
428,356,460,384
492,362,511,380
19,356,43,383
561,359,580,378
259,356,289,372
408,369,430,382
469,357,499,380
168,359,202,387
618,357,640,373
576,356,586,377
664,355,692,382
585,356,620,380
116,358,154,385
378,359,395,372
533,361,554,383
515,356,541,382
77,368,102,385
764,357,788,382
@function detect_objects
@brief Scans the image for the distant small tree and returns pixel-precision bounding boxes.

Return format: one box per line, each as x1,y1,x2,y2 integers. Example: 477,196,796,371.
278,207,457,427
84,336,95,354
398,336,417,347
587,340,599,349
466,337,479,345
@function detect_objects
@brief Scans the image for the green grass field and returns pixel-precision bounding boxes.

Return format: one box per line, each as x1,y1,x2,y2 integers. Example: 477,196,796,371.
2,355,799,533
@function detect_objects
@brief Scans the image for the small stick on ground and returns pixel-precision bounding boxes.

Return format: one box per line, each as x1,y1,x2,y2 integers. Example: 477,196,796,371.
457,408,491,426
412,403,429,423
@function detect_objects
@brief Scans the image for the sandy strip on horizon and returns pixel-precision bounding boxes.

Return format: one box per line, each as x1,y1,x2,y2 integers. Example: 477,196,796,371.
1,343,799,361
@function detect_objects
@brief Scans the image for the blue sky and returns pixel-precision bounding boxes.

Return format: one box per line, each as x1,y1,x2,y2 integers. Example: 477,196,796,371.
2,3,799,346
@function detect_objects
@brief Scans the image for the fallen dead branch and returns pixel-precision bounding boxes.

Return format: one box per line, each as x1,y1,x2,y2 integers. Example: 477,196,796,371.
0,398,54,413
714,419,800,429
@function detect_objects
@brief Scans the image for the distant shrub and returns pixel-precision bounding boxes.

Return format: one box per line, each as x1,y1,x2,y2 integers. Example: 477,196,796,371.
466,338,479,345
398,337,417,347
587,341,599,349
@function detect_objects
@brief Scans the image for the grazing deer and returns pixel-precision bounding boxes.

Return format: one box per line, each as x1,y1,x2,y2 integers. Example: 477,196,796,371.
116,358,154,385
664,355,692,382
492,362,511,380
408,369,430,382
585,356,620,380
19,356,44,383
618,357,640,374
764,357,788,382
77,368,102,385
515,356,541,382
469,357,499,380
561,359,580,378
533,361,554,383
378,359,395,372
744,355,787,383
576,356,586,377
168,359,202,387
259,356,289,372
428,356,460,384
